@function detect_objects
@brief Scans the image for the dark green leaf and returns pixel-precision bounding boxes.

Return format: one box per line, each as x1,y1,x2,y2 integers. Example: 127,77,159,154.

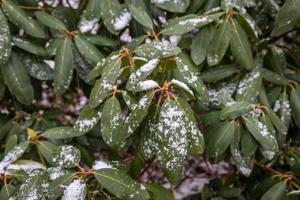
205,121,235,157
95,168,151,200
2,0,46,38
128,4,153,29
54,38,74,96
135,42,181,59
89,56,121,108
0,8,11,65
230,19,254,70
1,53,34,105
52,145,81,168
207,19,232,66
35,11,66,31
42,127,84,139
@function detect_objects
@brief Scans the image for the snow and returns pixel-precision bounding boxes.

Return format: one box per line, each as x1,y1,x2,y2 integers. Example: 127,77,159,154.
139,80,159,90
79,18,99,33
113,10,132,31
120,28,132,43
237,70,260,95
179,17,208,25
62,179,86,200
128,58,159,88
47,167,66,180
62,0,79,9
74,109,101,132
93,160,113,170
171,79,194,96
0,145,26,174
6,161,46,174
157,101,188,170
255,120,270,137
52,145,78,167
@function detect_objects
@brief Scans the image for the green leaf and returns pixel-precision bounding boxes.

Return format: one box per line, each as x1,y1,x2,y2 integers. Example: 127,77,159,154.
89,56,121,108
52,145,81,168
12,36,48,57
175,55,209,105
235,65,262,103
221,101,254,120
122,91,138,111
42,127,84,139
265,45,286,75
1,0,46,38
152,0,190,13
200,64,238,83
177,97,204,156
157,98,188,183
140,105,160,160
78,0,101,33
243,115,279,152
95,168,151,200
6,160,46,174
290,86,300,129
74,34,104,65
207,19,232,66
100,0,130,34
261,68,288,86
145,183,175,200
73,104,102,133
0,8,11,65
170,79,195,99
230,124,252,176
230,19,254,70
241,130,257,157
191,26,215,65
48,173,75,199
135,42,181,59
35,11,66,31
23,56,53,81
126,58,160,91
122,92,154,139
271,0,300,36
16,171,48,200
1,53,34,105
0,141,29,172
261,182,287,200
37,141,57,165
0,183,15,200
128,4,153,29
46,37,64,56
85,35,118,47
54,38,74,96
265,107,287,135
205,121,235,157
101,96,122,148
161,12,223,35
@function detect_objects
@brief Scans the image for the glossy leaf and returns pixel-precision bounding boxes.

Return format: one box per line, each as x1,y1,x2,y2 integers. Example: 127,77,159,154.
1,53,34,105
42,127,84,139
101,96,122,148
0,9,11,65
207,19,232,66
205,121,235,157
95,168,151,200
128,4,153,29
54,38,74,96
35,11,66,31
2,0,46,38
230,19,254,70
89,56,121,108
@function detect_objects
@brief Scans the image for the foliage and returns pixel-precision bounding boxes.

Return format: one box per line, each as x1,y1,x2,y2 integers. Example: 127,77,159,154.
0,0,300,199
